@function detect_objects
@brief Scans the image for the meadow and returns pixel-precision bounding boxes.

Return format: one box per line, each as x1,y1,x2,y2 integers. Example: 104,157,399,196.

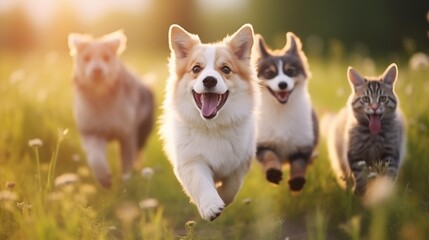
0,48,428,240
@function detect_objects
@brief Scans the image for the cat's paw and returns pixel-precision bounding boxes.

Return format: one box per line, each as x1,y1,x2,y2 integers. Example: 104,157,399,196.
367,172,377,180
355,160,367,170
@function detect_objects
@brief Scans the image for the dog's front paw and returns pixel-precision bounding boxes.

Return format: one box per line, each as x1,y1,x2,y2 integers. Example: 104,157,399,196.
198,197,225,221
288,176,306,191
266,168,282,184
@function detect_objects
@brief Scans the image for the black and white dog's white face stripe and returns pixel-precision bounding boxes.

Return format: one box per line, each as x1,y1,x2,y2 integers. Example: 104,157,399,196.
259,59,296,92
256,54,308,103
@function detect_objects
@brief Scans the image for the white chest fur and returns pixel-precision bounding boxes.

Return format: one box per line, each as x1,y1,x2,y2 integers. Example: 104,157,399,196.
74,89,137,138
163,113,255,178
257,84,314,152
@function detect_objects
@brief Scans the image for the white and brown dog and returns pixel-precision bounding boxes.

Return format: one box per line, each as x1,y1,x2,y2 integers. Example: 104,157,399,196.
68,30,154,187
160,24,258,221
253,33,318,191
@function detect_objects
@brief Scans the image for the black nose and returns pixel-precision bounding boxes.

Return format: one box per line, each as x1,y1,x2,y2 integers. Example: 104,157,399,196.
278,82,288,90
203,76,217,89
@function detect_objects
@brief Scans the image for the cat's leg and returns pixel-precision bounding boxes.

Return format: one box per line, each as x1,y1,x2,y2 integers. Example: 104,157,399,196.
382,156,399,179
257,147,282,184
349,159,372,196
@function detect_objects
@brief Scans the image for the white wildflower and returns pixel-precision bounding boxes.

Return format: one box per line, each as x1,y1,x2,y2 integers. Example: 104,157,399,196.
141,167,154,180
54,173,79,187
139,198,159,209
0,190,18,201
28,138,43,147
115,202,140,224
409,52,429,70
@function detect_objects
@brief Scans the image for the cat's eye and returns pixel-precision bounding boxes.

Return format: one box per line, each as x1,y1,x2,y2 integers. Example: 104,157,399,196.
379,96,387,102
221,66,231,74
192,65,201,74
361,96,370,103
285,68,296,77
263,70,276,79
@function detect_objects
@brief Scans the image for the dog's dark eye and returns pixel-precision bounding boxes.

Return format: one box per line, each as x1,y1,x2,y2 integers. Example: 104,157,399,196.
102,54,110,62
361,96,370,103
83,55,91,62
285,68,296,77
222,66,231,74
263,70,276,79
379,96,387,102
192,65,201,74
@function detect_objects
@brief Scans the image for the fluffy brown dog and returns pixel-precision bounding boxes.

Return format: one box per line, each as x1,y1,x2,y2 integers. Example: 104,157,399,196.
68,30,154,187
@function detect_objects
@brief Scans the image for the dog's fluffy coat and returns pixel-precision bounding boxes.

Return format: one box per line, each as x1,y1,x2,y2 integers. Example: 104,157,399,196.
253,33,318,191
68,30,154,187
160,24,258,221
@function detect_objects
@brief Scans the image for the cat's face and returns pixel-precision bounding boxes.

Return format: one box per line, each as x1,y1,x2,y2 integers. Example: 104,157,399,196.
348,64,398,134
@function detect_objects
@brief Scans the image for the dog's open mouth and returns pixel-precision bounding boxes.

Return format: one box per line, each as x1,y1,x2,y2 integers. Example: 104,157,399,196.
192,90,229,119
267,87,292,104
367,114,382,134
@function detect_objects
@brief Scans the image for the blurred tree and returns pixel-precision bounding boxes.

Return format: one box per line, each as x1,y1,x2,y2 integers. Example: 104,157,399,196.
0,4,36,53
246,0,428,55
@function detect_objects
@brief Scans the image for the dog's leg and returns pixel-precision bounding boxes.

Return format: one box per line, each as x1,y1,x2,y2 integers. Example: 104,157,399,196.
217,167,247,206
257,148,282,184
81,135,111,188
120,137,137,181
175,161,225,221
288,149,312,191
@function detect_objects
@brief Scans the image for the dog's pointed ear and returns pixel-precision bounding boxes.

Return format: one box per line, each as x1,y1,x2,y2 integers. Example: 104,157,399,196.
169,24,200,59
347,66,366,90
68,33,91,56
255,34,270,58
381,63,398,87
284,32,302,55
227,24,254,60
101,30,127,55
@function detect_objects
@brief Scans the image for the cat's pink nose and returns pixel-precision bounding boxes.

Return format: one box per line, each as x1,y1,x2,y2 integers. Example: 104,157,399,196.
370,103,378,110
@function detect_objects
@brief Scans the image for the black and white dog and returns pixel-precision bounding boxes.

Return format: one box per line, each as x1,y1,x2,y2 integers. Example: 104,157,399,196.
253,32,318,191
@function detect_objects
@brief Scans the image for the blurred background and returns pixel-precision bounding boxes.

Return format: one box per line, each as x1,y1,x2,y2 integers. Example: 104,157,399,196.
1,1,428,239
0,0,428,57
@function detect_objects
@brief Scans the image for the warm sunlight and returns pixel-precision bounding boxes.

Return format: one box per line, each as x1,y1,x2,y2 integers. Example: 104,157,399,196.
1,0,428,239
0,0,150,27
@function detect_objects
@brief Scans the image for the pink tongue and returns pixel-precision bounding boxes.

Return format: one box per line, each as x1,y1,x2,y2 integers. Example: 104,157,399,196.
369,115,381,134
201,93,219,118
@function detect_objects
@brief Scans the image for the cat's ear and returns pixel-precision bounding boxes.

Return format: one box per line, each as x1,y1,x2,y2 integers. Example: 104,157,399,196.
347,67,366,89
382,63,398,86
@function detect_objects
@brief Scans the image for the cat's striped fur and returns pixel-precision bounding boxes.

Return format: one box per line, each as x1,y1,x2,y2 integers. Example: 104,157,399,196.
327,63,406,204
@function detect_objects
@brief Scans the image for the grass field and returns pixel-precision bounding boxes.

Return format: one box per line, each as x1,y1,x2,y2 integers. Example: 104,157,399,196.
0,49,428,240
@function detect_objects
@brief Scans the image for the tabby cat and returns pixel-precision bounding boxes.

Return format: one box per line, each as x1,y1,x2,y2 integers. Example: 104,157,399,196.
327,63,406,204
